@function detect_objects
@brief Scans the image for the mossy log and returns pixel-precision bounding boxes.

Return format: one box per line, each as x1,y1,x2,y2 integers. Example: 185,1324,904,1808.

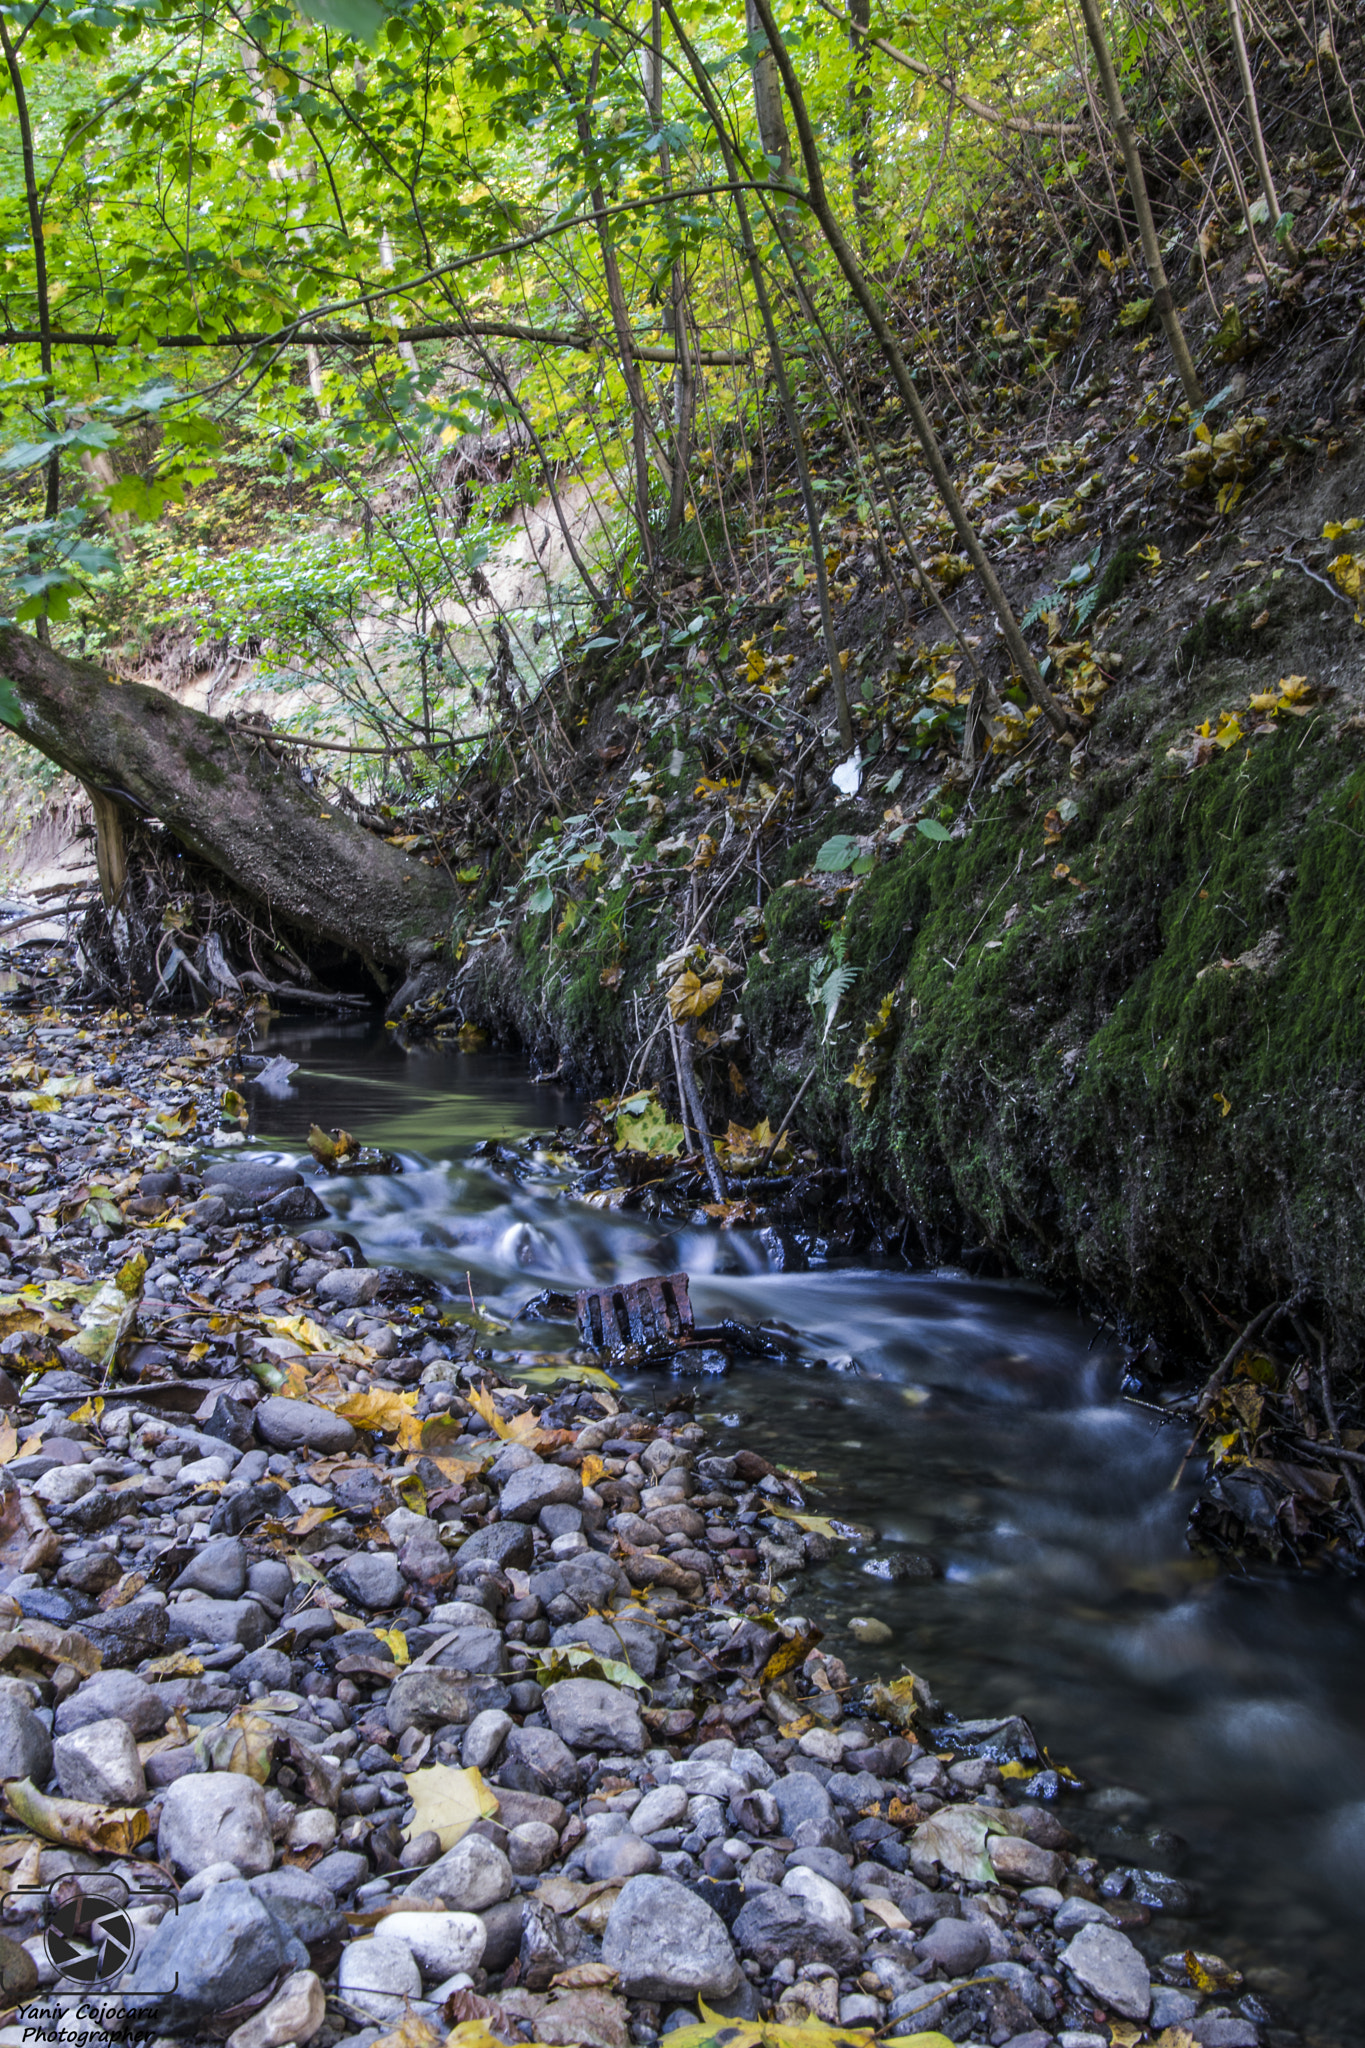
0,626,457,980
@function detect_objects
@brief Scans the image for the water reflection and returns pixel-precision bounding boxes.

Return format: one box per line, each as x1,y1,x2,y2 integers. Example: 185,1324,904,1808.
237,1022,1364,2046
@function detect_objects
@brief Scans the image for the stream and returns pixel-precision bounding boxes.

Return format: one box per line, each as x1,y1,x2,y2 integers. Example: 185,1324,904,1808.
241,1015,1364,2047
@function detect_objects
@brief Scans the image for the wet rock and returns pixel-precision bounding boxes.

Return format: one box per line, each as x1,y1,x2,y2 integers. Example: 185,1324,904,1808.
479,1898,527,1973
462,1707,513,1770
255,1397,357,1455
159,1770,275,1878
225,1967,326,2048
0,1694,52,1783
263,1185,328,1223
545,1676,645,1754
122,1879,307,2032
338,1935,421,2021
402,1832,513,1911
508,1821,560,1875
631,1783,690,1836
1060,1921,1152,2020
172,1535,248,1599
781,1866,853,1931
330,1553,403,1611
497,1724,582,1797
602,1874,742,2002
376,1909,486,1979
52,1716,145,1805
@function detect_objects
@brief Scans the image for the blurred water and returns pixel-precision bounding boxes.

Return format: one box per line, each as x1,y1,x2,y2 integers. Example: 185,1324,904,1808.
242,1015,1365,2045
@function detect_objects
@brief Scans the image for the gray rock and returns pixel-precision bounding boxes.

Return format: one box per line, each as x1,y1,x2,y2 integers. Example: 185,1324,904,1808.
338,1935,421,2021
55,1669,165,1741
310,1849,370,1897
781,1867,853,1931
52,1717,145,1805
247,1558,294,1607
557,1549,630,1610
500,1462,583,1522
478,1898,527,1973
498,1724,582,1797
771,1770,835,1834
583,1834,660,1882
602,1874,741,2002
0,1694,52,1783
544,1677,645,1754
376,1910,486,1981
121,1879,307,2031
431,1626,504,1676
785,1847,854,1892
1151,1987,1200,2028
173,1596,267,1649
158,1770,275,1878
508,1822,560,1876
1060,1922,1152,2021
172,1536,248,1600
732,1888,860,1973
457,1522,534,1570
402,1832,513,1911
386,1668,483,1738
255,1397,357,1455
331,1552,403,1611
630,1784,690,1837
1188,2020,1260,2048
488,1443,540,1488
551,1614,662,1680
236,1647,293,1691
81,1594,167,1668
317,1267,381,1308
915,1916,991,1974
1054,1897,1115,1935
462,1709,513,1771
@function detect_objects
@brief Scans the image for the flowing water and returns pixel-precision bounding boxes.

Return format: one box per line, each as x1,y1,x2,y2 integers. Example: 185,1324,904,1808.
242,1016,1365,2045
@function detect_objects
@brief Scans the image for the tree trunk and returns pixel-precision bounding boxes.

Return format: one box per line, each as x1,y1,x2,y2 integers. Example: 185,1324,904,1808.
0,626,457,980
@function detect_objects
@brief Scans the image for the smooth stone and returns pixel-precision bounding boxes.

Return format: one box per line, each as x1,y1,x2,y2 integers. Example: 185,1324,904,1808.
508,1822,560,1876
602,1874,741,2002
172,1596,267,1649
374,1910,486,1980
179,1455,233,1486
158,1770,275,1878
1060,1922,1152,2021
32,1465,97,1507
310,1849,371,1897
401,1832,514,1911
331,1552,404,1611
582,1834,660,1883
498,1724,582,1797
317,1268,381,1308
630,1783,690,1836
255,1397,358,1454
551,1614,662,1680
771,1771,835,1834
0,1695,52,1783
172,1536,248,1600
457,1521,534,1570
781,1866,853,1932
287,1808,339,1854
55,1669,164,1740
1054,1897,1115,1935
338,1935,422,2022
121,1879,307,2031
916,1916,992,1974
463,1708,513,1771
226,1968,327,2048
386,1668,482,1737
500,1463,583,1522
544,1677,644,1754
430,1599,500,1631
732,1888,860,1973
988,1834,1065,1887
52,1716,145,1805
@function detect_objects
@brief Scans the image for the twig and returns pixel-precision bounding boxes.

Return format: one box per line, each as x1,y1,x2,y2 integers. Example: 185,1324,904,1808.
755,1055,820,1171
1269,528,1357,608
1195,1300,1285,1419
1299,1312,1365,1537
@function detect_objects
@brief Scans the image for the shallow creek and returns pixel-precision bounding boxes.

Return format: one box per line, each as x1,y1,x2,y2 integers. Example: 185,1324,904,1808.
242,1016,1365,2047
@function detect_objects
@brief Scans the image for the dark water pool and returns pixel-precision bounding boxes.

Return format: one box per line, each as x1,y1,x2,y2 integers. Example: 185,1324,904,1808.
238,1014,1365,2046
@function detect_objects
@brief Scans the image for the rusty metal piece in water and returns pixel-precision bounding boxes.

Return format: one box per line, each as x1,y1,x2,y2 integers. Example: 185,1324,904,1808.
575,1272,694,1353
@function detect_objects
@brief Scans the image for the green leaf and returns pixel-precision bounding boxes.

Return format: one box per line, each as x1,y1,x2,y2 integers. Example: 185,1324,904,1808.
535,1644,648,1691
813,834,860,873
0,680,24,731
290,0,385,43
528,884,554,914
916,818,952,843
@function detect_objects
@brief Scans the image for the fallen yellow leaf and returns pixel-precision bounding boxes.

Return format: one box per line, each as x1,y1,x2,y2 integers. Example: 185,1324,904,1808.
403,1763,499,1852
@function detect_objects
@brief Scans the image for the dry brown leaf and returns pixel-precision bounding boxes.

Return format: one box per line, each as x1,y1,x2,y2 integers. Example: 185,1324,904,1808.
3,1777,150,1855
549,1962,619,1989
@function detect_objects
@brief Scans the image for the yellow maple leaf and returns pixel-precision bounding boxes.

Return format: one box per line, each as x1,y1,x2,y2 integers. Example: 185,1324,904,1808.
404,1763,499,1852
666,969,722,1021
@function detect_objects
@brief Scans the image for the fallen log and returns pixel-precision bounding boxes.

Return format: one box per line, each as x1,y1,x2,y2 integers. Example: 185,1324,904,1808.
0,626,459,984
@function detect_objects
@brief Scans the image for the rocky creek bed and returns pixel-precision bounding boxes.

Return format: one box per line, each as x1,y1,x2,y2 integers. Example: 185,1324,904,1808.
0,1003,1293,2048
